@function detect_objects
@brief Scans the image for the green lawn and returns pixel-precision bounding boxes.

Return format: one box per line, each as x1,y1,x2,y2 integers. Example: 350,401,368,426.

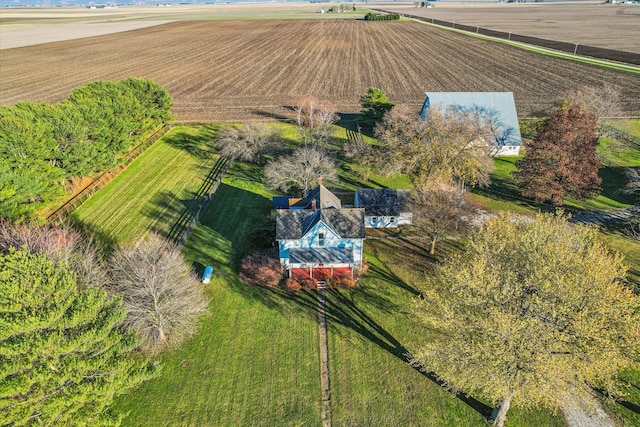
479,155,637,211
71,125,219,247
113,166,323,426
326,237,564,427
71,121,638,426
112,160,565,426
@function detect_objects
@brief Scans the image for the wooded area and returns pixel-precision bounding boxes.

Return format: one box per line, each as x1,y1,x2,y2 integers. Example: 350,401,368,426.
0,78,173,221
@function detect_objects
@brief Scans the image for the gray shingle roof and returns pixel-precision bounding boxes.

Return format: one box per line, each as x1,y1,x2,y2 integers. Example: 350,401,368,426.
291,185,342,209
355,188,411,216
289,247,354,264
276,208,365,240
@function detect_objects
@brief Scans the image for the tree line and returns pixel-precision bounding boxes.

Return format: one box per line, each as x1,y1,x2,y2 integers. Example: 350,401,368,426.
0,223,207,425
0,78,174,222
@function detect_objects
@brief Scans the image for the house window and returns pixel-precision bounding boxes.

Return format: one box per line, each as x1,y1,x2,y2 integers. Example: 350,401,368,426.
318,232,325,246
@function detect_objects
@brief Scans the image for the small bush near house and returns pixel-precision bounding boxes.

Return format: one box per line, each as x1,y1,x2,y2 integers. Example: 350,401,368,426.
301,278,319,290
340,277,357,288
324,275,357,289
324,275,339,289
354,259,369,279
285,278,303,292
239,252,282,287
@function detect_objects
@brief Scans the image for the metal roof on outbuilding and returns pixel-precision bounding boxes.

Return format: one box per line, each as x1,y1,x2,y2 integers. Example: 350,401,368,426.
420,92,522,147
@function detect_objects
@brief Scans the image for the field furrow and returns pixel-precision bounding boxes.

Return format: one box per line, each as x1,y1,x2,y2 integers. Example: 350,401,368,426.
1,19,638,121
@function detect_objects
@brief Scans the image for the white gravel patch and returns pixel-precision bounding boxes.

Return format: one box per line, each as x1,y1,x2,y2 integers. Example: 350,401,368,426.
562,393,617,427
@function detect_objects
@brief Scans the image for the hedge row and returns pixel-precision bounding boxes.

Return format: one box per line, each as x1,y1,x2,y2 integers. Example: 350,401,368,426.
364,12,400,21
0,78,174,221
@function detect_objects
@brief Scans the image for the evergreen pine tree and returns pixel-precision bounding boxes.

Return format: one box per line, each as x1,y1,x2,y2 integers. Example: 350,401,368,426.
0,249,155,426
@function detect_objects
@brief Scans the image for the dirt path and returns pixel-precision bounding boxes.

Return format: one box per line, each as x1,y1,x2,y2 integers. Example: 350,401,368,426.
318,289,331,427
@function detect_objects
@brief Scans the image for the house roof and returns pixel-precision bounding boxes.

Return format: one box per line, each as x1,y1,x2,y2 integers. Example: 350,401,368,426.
420,92,522,147
355,188,411,216
276,208,365,240
289,247,354,264
291,184,342,209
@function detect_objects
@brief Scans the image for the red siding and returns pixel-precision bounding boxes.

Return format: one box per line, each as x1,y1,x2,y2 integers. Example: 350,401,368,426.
290,267,352,280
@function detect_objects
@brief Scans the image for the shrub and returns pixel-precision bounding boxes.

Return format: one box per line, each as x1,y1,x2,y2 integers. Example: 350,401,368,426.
285,278,303,292
324,275,339,289
239,252,283,287
354,259,369,278
301,278,319,290
364,12,400,21
339,277,357,288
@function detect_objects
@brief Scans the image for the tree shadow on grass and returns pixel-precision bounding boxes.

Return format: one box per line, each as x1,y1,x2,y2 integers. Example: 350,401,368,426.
366,255,422,297
323,288,493,420
162,125,218,160
141,190,199,243
68,216,120,258
181,179,494,420
141,158,232,244
599,166,638,207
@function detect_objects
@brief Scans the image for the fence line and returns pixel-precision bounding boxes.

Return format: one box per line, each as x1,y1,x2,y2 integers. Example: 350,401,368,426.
175,158,232,248
374,9,640,66
46,125,170,224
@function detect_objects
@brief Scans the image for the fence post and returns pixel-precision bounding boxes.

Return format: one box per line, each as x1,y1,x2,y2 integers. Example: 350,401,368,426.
574,43,579,55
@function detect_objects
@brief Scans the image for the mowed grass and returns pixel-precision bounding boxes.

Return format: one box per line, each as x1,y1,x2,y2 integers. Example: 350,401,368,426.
480,155,637,211
326,238,564,427
114,164,323,426
81,121,637,426
72,125,218,246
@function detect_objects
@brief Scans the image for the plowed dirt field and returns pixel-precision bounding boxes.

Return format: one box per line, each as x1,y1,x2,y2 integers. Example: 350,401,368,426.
1,19,638,121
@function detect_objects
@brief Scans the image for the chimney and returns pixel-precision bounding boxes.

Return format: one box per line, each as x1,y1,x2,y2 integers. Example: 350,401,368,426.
318,177,323,186
311,199,317,210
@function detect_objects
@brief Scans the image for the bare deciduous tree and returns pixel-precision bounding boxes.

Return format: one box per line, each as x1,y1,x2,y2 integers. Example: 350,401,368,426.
343,130,375,181
264,146,338,195
109,234,208,354
292,96,338,147
563,84,623,137
620,167,640,197
410,183,475,254
0,221,107,287
375,104,495,190
0,221,80,257
216,122,274,162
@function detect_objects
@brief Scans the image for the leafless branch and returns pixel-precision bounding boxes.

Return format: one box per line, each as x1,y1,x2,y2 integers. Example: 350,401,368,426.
108,234,208,354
